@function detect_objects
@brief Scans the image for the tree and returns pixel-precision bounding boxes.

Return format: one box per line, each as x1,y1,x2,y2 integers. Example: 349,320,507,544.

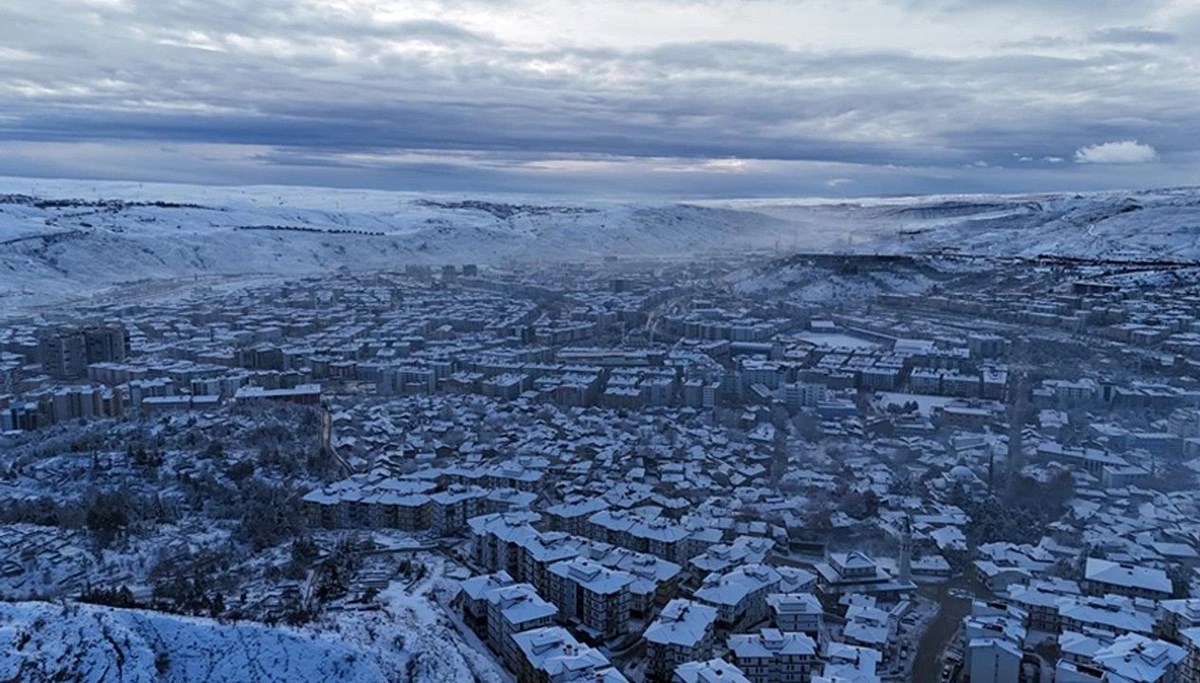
224,460,255,481
1169,564,1193,599
86,490,132,547
205,439,225,460
210,592,226,617
79,585,137,608
232,481,303,551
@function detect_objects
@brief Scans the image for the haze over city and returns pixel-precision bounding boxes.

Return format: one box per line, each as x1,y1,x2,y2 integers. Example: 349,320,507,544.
4,3,1200,683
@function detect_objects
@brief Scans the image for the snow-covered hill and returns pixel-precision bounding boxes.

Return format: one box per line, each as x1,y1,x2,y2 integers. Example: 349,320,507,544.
0,178,797,311
0,601,391,682
730,260,939,303
728,187,1200,261
1,176,1198,311
0,575,494,683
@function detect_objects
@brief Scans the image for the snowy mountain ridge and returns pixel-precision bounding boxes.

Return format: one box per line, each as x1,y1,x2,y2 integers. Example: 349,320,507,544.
1,176,1199,312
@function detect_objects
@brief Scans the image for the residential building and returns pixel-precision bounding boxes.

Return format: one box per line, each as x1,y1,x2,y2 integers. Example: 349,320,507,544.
511,626,616,683
643,599,719,681
766,593,824,638
1082,558,1172,601
546,558,634,640
727,628,819,683
695,564,781,628
673,659,753,683
486,583,560,670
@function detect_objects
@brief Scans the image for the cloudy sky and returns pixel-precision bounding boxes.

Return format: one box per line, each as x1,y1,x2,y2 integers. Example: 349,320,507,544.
1,0,1198,197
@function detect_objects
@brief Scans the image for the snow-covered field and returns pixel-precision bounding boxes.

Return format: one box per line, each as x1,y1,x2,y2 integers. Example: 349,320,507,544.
1,176,1198,312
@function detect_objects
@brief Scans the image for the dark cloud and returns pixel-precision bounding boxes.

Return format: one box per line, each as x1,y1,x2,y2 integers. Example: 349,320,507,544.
0,0,1196,196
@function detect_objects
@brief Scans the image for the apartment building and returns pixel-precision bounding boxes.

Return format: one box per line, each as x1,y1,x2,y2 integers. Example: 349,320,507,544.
727,628,819,683
546,558,634,640
643,599,719,681
485,583,559,670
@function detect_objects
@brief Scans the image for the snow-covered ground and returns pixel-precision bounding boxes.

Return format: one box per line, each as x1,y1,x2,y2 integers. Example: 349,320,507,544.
0,548,498,683
313,548,506,683
729,188,1200,261
0,600,394,682
1,176,1198,312
0,178,792,312
730,260,939,303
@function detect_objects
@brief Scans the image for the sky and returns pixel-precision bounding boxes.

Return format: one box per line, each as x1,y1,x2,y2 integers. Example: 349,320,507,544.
0,0,1198,198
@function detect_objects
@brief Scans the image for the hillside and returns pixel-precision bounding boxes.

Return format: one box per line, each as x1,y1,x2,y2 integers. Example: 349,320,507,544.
0,601,391,682
0,180,795,311
0,574,493,683
1,176,1199,312
732,188,1200,261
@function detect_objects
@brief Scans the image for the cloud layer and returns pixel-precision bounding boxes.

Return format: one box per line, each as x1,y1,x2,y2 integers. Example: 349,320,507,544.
0,0,1197,196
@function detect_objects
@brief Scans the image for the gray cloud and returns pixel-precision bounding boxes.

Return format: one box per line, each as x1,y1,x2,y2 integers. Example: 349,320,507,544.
1089,26,1177,45
0,0,1197,196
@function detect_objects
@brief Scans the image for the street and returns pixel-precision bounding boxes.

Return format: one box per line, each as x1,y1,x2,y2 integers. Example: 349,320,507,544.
911,578,978,683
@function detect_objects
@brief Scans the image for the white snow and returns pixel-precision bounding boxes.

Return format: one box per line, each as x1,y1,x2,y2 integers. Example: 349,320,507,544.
0,549,501,683
1,176,1198,312
0,601,391,682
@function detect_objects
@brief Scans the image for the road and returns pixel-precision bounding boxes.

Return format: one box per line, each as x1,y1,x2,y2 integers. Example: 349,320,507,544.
911,578,977,683
320,406,355,476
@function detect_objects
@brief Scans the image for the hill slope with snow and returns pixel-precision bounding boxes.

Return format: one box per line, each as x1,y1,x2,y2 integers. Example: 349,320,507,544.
0,180,796,311
1,177,1199,311
729,187,1200,261
0,576,496,683
0,601,392,682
